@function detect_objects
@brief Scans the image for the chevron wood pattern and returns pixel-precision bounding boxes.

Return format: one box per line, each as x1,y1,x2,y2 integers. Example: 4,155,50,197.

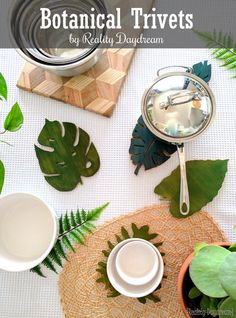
17,48,135,117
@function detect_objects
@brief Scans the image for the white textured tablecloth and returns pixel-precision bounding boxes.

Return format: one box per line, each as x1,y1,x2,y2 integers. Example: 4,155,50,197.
0,48,235,318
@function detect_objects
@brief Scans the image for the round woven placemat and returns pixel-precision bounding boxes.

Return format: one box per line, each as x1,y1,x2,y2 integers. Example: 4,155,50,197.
59,204,227,318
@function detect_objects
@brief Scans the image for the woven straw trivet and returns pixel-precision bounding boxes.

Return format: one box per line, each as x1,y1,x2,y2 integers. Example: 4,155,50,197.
59,204,227,318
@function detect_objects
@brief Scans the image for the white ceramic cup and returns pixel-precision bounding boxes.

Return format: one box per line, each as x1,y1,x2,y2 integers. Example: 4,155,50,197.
107,238,164,298
0,192,58,272
116,240,159,286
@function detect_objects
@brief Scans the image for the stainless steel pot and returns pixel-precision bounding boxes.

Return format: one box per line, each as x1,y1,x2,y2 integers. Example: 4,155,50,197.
141,66,216,216
9,0,106,76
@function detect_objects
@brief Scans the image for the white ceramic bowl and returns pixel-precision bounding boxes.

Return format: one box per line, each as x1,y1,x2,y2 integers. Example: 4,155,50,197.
0,192,58,272
107,238,164,298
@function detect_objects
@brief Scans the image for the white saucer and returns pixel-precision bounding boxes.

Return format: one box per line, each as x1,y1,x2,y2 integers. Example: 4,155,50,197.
107,238,164,298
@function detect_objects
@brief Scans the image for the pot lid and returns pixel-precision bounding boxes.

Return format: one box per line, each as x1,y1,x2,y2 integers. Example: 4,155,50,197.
142,70,215,143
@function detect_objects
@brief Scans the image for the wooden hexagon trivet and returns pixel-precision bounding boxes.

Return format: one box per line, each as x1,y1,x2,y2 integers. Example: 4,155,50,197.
59,204,227,318
17,48,135,117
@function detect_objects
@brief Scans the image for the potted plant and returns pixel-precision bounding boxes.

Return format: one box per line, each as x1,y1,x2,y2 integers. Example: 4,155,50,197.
178,242,236,318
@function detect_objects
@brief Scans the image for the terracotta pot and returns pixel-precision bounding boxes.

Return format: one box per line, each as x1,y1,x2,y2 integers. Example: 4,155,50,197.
178,242,230,318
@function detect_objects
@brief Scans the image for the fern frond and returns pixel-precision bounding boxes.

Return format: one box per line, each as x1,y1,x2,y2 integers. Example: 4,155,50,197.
31,203,108,277
194,30,236,77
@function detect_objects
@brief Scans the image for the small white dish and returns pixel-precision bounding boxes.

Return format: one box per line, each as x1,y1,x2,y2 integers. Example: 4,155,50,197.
107,238,164,298
116,240,159,286
0,192,58,272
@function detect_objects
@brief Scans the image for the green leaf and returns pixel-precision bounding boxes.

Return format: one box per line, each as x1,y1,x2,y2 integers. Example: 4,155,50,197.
155,160,228,218
0,73,7,101
188,286,202,299
4,103,23,132
229,243,236,252
190,245,230,298
35,120,100,191
192,61,211,83
129,116,176,175
200,294,210,312
220,253,236,300
219,297,236,318
0,160,5,194
209,297,220,317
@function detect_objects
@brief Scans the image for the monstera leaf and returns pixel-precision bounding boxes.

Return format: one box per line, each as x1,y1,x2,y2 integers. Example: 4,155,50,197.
155,160,228,218
35,120,100,191
129,116,176,175
192,60,211,83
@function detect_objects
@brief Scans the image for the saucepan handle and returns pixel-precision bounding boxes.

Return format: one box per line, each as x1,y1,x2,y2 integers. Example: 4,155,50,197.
177,144,190,216
157,66,193,77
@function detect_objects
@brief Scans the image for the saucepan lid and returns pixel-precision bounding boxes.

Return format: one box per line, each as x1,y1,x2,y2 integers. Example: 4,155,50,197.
141,66,216,144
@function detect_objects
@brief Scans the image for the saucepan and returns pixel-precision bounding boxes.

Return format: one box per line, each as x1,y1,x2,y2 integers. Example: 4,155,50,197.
141,66,216,216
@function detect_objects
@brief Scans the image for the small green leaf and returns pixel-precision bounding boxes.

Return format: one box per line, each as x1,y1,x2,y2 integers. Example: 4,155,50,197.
0,160,5,194
188,286,202,299
229,243,236,252
200,294,210,311
59,216,63,235
55,241,68,261
63,213,71,232
70,211,77,227
220,253,236,300
30,265,45,278
4,102,23,132
155,160,228,218
209,297,220,317
42,257,57,273
121,226,130,239
107,240,115,250
49,249,62,267
190,245,230,298
62,236,75,252
0,73,7,101
219,297,236,318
